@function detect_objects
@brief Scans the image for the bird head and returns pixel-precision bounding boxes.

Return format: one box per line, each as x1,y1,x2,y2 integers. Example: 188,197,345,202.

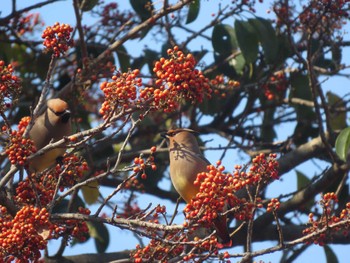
161,128,200,150
47,98,71,124
161,128,198,139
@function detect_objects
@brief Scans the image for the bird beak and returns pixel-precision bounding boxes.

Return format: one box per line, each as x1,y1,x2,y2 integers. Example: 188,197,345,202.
61,110,71,123
160,131,168,139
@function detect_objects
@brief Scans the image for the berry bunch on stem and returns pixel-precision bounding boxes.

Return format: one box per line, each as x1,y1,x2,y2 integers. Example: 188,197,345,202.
0,61,21,111
303,192,350,246
4,117,36,166
0,205,52,262
150,46,212,112
99,69,142,118
42,22,74,57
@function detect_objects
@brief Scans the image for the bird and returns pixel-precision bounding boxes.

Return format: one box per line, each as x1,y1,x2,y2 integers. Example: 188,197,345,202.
28,98,72,172
162,128,231,246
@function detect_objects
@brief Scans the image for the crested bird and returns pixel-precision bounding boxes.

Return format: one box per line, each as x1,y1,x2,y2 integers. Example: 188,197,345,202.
28,98,72,172
162,128,231,246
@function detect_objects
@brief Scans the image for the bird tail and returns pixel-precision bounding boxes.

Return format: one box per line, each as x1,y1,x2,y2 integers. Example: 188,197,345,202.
214,216,232,248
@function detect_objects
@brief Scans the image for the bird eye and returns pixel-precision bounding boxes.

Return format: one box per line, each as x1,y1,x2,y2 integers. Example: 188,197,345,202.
55,110,66,116
49,107,69,117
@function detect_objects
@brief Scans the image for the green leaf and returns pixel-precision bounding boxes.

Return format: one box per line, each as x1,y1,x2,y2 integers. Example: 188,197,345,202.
0,37,13,63
296,170,314,210
293,122,319,145
261,107,276,142
82,180,100,205
35,53,51,80
249,17,278,64
211,23,245,77
212,24,238,55
332,45,342,65
308,39,337,71
229,53,245,75
130,0,153,21
309,39,326,67
80,43,115,66
324,245,339,263
131,56,146,71
144,49,159,73
296,170,310,190
335,127,350,162
327,91,347,130
192,49,208,63
276,34,293,64
214,52,245,77
12,44,33,74
116,45,131,72
234,20,259,63
290,72,319,144
316,58,337,71
52,196,86,214
132,48,159,75
186,0,200,24
52,199,70,213
199,93,228,115
80,0,99,11
87,221,110,253
161,42,173,57
290,72,316,121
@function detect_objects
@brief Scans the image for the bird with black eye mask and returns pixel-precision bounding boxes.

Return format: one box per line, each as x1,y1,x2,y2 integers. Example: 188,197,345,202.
28,98,72,172
162,128,232,247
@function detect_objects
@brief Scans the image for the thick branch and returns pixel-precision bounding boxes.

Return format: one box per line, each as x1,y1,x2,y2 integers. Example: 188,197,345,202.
278,133,334,176
44,251,131,263
51,213,183,232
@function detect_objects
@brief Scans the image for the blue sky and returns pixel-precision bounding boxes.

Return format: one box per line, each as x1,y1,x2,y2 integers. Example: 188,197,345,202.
2,1,350,262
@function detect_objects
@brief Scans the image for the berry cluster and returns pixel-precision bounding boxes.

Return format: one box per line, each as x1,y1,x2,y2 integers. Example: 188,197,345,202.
42,22,74,57
210,74,240,98
99,47,213,117
298,0,349,34
123,177,144,190
262,72,287,101
120,202,142,219
267,198,281,212
133,149,157,180
51,207,90,242
274,0,349,35
0,60,21,111
184,154,279,231
153,205,166,219
249,153,279,181
185,164,248,229
15,154,88,208
53,155,89,190
119,202,165,223
100,2,133,28
4,117,36,166
130,155,279,262
12,13,42,36
303,192,350,246
99,69,142,118
273,1,293,29
132,233,185,263
0,205,52,262
15,176,54,206
148,46,212,112
132,232,231,262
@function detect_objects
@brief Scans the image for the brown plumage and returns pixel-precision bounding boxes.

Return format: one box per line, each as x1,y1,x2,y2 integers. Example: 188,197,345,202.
163,128,231,246
28,98,72,172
